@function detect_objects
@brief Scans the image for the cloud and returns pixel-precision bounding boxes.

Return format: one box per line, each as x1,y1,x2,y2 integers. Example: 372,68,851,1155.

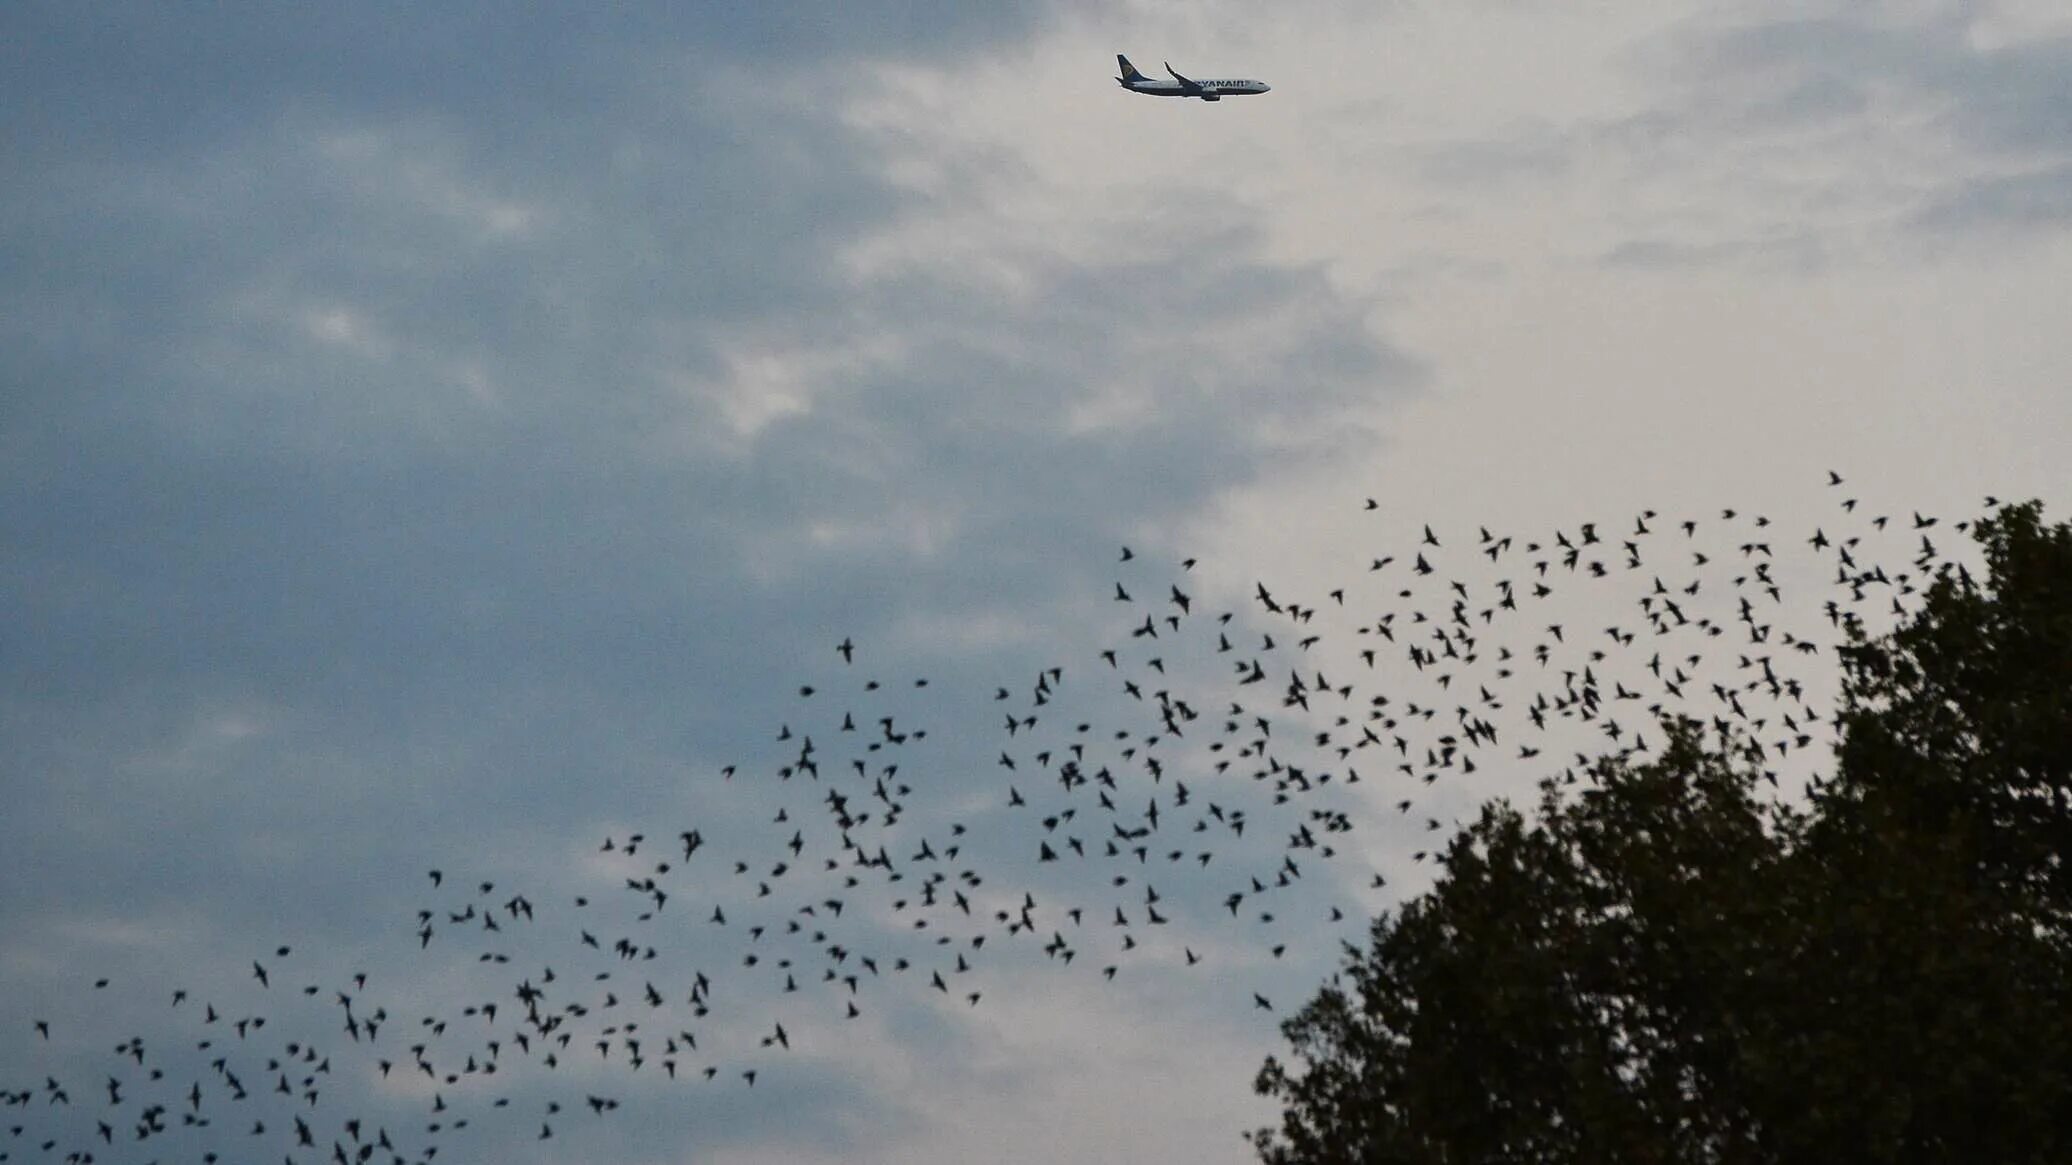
1633,5,2072,243
1,7,1418,1163
1,4,1058,167
1909,157,2072,234
1371,4,2072,277
1598,231,1829,273
1677,8,2072,152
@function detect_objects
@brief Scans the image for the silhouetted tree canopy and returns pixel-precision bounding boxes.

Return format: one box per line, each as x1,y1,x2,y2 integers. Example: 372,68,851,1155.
1253,502,2072,1165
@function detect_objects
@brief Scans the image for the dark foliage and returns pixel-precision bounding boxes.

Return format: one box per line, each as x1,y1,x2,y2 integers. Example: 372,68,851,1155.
1253,503,2072,1165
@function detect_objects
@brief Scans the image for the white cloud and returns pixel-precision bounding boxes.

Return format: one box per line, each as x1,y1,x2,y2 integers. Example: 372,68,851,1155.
3,5,2067,1165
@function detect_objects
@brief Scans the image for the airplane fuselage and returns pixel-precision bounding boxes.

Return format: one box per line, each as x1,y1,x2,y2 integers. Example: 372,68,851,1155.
1116,57,1270,101
1121,78,1271,100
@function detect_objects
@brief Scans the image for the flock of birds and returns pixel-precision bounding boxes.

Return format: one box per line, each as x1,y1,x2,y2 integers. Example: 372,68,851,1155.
7,475,1995,1163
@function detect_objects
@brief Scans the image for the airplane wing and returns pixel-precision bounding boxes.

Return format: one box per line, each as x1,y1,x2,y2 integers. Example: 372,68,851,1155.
1164,62,1203,91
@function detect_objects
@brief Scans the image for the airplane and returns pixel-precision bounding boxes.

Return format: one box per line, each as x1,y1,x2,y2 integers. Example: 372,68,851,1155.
1115,55,1270,101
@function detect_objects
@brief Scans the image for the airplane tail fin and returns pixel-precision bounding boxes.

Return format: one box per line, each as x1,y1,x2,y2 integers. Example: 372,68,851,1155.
1116,54,1146,82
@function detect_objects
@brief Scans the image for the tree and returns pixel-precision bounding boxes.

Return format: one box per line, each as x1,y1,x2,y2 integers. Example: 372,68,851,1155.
1252,503,2072,1165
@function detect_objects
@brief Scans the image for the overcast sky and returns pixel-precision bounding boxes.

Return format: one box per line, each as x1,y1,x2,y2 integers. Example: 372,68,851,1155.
5,2,2070,1162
